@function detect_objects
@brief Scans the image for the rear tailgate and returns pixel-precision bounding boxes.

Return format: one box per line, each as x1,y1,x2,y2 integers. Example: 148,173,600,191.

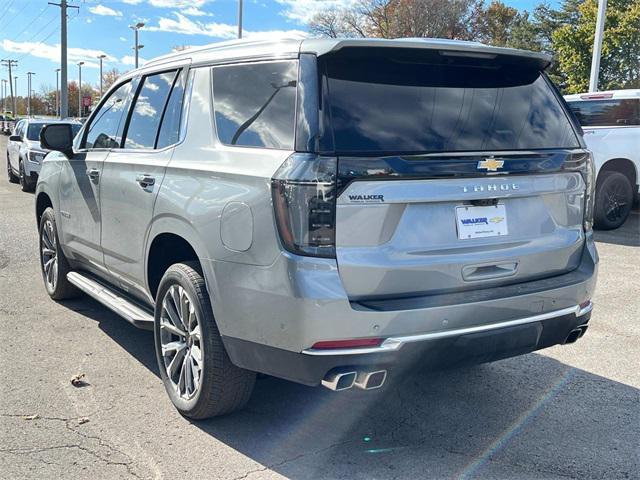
336,171,585,299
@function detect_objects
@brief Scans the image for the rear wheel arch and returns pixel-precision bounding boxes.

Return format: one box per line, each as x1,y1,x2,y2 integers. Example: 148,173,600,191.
146,232,203,301
598,158,637,190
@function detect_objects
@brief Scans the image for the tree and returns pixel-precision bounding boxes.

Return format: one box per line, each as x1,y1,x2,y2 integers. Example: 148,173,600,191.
552,0,640,93
309,0,481,40
101,68,121,93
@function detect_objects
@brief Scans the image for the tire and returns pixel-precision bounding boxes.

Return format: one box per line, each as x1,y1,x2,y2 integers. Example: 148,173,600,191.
154,262,255,419
594,171,634,230
7,154,18,183
19,160,34,192
39,207,78,300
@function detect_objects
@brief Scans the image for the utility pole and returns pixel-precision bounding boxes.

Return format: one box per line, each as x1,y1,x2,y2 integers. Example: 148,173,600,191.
97,54,106,95
589,0,607,92
78,61,84,117
55,68,60,117
49,0,79,118
130,22,145,68
1,79,5,112
238,0,243,38
27,72,35,116
1,59,17,115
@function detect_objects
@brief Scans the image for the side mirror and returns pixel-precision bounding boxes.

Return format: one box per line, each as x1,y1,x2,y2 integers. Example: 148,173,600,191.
40,124,74,157
9,135,21,142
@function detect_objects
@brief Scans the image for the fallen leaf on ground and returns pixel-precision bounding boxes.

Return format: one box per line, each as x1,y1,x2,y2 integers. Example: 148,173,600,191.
77,417,89,425
70,373,88,387
22,414,39,420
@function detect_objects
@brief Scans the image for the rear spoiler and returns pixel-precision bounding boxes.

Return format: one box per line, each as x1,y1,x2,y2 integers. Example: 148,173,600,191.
302,38,552,71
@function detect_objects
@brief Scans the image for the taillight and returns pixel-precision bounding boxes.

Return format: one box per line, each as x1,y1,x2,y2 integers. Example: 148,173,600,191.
271,153,337,258
565,151,595,232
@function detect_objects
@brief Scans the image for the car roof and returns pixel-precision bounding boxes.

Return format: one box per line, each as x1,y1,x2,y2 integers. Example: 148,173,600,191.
24,118,80,125
121,37,552,83
564,89,640,101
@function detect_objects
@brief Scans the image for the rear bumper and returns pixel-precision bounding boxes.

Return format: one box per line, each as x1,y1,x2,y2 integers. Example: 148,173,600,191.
210,233,598,357
223,305,592,386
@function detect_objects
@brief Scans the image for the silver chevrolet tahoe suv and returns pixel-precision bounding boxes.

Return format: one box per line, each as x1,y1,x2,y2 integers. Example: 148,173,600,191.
36,38,598,419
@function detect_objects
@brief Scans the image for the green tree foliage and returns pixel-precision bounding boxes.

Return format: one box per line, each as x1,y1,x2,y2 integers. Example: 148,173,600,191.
552,0,640,93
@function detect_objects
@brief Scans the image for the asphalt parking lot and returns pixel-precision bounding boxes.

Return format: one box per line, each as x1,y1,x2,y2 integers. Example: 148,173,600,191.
0,133,638,480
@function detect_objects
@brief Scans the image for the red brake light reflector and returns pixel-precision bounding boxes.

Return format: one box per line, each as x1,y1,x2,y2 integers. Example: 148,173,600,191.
312,338,384,350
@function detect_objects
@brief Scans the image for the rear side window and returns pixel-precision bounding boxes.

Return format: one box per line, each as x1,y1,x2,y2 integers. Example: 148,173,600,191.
212,60,297,149
156,71,186,149
124,70,178,149
84,81,132,149
567,99,640,127
320,50,580,154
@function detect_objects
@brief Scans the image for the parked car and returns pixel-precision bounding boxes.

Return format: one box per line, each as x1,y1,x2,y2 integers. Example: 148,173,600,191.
1,113,16,134
35,38,597,418
564,89,640,229
6,118,81,191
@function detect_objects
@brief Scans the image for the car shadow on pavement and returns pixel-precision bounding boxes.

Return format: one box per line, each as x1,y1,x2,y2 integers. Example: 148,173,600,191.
594,207,640,247
60,295,639,479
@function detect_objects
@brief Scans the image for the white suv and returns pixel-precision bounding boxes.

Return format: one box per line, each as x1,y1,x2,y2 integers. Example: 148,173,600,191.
565,90,640,229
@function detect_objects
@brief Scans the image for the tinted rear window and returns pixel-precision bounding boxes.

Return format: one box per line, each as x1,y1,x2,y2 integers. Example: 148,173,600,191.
567,99,640,127
321,51,579,154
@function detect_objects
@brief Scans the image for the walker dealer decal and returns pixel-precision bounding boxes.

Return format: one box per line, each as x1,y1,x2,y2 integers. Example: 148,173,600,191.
456,204,509,239
347,194,385,203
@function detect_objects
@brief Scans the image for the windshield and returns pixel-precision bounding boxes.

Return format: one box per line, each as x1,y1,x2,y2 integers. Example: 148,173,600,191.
321,50,579,154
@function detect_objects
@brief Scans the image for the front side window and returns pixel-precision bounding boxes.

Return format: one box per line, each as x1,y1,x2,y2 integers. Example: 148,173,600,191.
212,60,297,149
84,81,132,149
124,70,178,149
567,99,640,127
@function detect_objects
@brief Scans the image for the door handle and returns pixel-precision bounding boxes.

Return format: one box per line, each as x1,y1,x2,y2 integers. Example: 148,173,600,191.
86,168,100,181
136,174,155,188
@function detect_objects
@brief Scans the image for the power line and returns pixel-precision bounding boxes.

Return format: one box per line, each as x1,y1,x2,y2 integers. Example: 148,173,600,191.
0,0,32,32
12,5,55,41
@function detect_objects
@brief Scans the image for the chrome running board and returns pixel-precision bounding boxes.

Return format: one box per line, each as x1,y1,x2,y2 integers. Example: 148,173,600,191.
67,271,154,330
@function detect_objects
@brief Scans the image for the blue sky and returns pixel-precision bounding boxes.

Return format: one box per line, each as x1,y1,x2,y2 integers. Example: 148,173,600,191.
0,0,559,95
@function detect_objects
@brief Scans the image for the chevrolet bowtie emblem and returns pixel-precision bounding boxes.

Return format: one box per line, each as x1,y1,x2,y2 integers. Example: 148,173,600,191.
477,157,505,172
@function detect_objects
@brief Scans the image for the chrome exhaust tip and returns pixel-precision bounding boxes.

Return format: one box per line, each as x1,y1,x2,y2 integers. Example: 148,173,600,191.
354,369,387,390
564,328,582,344
321,369,357,391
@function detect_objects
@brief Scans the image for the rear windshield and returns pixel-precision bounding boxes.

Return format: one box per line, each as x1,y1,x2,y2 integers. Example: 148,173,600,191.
321,50,579,154
567,99,640,127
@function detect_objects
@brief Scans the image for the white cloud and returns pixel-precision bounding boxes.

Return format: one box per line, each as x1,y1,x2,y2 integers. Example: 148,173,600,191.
121,55,147,66
276,0,359,23
121,0,144,4
149,0,207,7
146,12,306,40
119,36,127,42
183,7,212,17
1,39,116,68
146,13,237,38
89,4,123,17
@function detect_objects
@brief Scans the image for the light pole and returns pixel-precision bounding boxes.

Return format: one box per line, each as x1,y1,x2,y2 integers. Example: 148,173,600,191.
77,61,84,117
129,22,145,68
13,76,17,115
55,68,61,118
238,0,243,38
589,0,607,92
97,54,106,96
1,79,6,112
26,72,35,117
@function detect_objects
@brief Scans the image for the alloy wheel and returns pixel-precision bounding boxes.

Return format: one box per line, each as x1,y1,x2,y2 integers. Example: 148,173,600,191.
41,220,58,291
159,285,203,400
604,181,629,222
